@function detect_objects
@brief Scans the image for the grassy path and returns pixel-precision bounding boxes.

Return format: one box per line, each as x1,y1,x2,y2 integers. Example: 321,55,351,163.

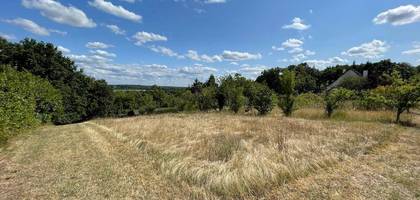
0,117,419,199
0,123,191,199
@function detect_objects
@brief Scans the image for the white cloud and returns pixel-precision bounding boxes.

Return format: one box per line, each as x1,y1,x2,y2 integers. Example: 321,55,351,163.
149,45,184,59
89,0,142,22
221,50,262,61
373,5,420,26
204,0,226,4
342,40,389,59
4,18,50,36
282,38,304,48
282,17,310,30
402,42,420,55
0,33,16,41
238,64,269,79
22,0,96,28
69,52,218,85
305,50,316,56
120,0,137,3
185,50,223,63
304,57,349,69
288,47,303,54
272,46,284,51
105,24,126,35
179,65,217,75
132,31,167,45
90,49,116,57
86,42,113,49
57,45,70,53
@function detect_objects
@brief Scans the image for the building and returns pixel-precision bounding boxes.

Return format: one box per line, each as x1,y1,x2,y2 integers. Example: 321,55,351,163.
326,70,368,91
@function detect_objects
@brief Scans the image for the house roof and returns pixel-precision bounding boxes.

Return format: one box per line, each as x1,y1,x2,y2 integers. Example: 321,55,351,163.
326,70,362,91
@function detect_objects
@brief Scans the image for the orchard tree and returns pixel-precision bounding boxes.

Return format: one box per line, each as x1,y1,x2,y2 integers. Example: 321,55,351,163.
324,88,354,117
279,70,296,116
252,84,276,115
382,71,420,123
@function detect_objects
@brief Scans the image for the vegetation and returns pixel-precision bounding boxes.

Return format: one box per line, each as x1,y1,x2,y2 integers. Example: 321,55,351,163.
0,65,62,144
324,88,354,117
380,71,420,123
278,70,296,116
1,37,420,199
0,38,113,124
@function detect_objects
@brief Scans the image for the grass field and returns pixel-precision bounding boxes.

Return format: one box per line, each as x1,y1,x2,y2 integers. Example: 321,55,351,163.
1,109,419,199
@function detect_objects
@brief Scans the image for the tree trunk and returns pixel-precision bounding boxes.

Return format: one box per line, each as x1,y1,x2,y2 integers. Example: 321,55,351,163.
396,109,403,123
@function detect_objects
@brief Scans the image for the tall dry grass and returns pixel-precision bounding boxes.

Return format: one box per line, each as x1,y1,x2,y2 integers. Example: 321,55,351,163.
293,108,412,124
94,113,400,198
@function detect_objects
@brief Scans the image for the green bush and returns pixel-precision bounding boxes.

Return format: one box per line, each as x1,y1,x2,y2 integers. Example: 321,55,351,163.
252,85,276,115
324,88,354,117
230,88,245,113
294,93,324,109
0,65,63,144
279,70,296,117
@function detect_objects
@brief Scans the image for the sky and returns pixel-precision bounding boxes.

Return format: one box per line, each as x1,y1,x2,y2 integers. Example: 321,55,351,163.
1,0,420,86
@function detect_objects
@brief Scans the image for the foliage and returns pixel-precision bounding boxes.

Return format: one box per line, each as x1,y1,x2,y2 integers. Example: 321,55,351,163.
230,88,245,113
219,74,250,113
0,38,113,124
355,88,388,110
338,76,368,91
288,63,321,93
0,65,63,144
278,70,296,116
379,71,420,123
324,88,354,117
197,86,218,111
252,84,276,115
294,93,324,109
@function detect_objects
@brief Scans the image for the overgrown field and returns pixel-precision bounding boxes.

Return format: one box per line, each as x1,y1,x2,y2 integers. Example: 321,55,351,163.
1,110,419,199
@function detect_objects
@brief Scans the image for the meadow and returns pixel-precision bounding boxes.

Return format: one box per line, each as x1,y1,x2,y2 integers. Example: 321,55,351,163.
90,108,418,199
1,108,419,199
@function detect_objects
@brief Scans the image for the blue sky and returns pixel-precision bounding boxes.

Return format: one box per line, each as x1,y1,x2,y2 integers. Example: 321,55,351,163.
1,0,420,86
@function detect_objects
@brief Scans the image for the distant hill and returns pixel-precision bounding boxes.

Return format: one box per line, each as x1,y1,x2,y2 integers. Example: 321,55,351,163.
110,85,187,91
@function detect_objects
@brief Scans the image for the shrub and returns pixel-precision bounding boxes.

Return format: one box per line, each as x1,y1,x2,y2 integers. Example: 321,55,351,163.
0,65,63,144
230,88,245,113
279,70,296,117
380,71,420,123
252,85,276,115
197,86,218,111
294,93,324,109
324,88,354,117
338,76,368,91
355,88,387,110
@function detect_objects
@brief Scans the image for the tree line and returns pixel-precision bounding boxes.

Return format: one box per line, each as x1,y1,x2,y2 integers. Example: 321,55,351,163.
1,37,419,143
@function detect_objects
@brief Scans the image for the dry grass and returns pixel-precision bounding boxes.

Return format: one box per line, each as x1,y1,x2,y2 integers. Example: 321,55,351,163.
94,113,402,198
293,108,413,124
1,111,418,199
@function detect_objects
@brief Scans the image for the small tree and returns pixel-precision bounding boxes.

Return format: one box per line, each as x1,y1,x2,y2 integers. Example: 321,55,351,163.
230,88,245,113
382,71,420,123
279,70,296,116
252,85,275,115
197,87,218,111
324,88,354,117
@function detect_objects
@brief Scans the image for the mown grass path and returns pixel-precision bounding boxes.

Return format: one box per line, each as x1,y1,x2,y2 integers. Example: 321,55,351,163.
0,116,419,199
0,123,190,200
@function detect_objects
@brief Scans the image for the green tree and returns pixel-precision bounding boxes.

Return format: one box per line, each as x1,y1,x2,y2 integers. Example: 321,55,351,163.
0,65,63,143
230,88,245,113
197,86,218,111
279,70,296,117
381,71,420,123
0,38,113,124
324,88,354,117
252,84,275,115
